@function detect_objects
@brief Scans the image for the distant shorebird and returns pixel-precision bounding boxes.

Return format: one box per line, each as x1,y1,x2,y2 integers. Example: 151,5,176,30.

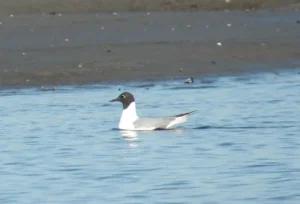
110,92,197,130
184,77,194,84
40,86,56,91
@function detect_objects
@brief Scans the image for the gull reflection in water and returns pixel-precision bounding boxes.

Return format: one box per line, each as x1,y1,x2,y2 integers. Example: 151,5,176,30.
120,130,138,147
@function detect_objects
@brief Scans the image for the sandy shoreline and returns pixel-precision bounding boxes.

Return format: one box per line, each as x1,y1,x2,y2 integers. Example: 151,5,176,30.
1,8,300,88
1,0,300,14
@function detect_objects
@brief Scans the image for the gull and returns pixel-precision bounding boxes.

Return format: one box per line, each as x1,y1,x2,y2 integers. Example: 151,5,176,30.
110,92,197,130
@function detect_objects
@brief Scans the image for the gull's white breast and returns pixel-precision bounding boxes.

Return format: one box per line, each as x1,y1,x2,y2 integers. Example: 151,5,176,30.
119,102,139,130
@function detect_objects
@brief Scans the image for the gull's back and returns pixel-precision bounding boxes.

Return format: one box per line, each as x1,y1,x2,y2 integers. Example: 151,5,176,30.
133,110,196,130
133,117,176,130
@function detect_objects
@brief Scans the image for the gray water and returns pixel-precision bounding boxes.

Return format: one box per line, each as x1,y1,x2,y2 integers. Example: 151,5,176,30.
1,71,300,204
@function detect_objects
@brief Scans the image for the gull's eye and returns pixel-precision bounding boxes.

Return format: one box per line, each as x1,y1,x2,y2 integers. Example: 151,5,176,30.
121,94,126,99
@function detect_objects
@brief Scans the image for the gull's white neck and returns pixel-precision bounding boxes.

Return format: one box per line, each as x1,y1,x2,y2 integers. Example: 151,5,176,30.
119,102,139,130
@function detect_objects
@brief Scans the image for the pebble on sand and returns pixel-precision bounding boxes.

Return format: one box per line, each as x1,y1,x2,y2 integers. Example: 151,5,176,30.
179,68,183,72
101,27,105,30
10,14,14,17
226,23,232,27
65,38,69,42
296,20,300,24
21,52,26,56
78,63,83,68
0,22,2,25
217,42,222,46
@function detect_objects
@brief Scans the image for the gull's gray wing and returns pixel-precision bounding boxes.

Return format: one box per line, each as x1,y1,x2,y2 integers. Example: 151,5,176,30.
169,110,198,118
133,117,175,130
133,110,197,130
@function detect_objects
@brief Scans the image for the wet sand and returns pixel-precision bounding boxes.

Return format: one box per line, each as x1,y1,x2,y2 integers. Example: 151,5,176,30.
1,0,300,14
0,5,300,87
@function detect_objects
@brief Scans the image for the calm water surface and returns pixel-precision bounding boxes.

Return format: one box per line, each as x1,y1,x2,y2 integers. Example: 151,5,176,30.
1,71,300,203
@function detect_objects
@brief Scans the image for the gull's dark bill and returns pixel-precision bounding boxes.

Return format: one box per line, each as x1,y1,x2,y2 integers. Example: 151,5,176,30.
109,98,119,102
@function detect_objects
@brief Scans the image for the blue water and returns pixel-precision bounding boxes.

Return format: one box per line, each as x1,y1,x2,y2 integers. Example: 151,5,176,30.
1,71,300,203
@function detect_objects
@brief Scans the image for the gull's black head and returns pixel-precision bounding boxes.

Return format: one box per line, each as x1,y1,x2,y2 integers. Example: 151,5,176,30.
109,92,135,109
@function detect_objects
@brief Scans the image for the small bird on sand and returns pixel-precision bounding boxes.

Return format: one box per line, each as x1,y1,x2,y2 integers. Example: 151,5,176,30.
110,92,197,130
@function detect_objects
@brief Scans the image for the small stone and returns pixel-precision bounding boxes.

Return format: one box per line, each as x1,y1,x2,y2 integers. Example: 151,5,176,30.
113,12,118,16
52,87,56,91
30,28,34,32
10,14,14,17
296,20,300,24
171,27,175,31
22,52,26,56
206,25,209,28
226,23,232,27
101,27,105,30
217,42,222,46
186,25,192,28
211,61,216,64
4,69,8,72
0,22,2,25
179,68,183,72
65,38,69,42
49,12,56,15
225,0,231,3
78,63,83,68
58,13,62,17
26,79,30,82
146,12,151,15
190,4,198,9
106,49,111,53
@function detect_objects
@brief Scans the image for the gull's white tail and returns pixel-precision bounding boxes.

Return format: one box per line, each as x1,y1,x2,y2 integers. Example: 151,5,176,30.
166,110,198,129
